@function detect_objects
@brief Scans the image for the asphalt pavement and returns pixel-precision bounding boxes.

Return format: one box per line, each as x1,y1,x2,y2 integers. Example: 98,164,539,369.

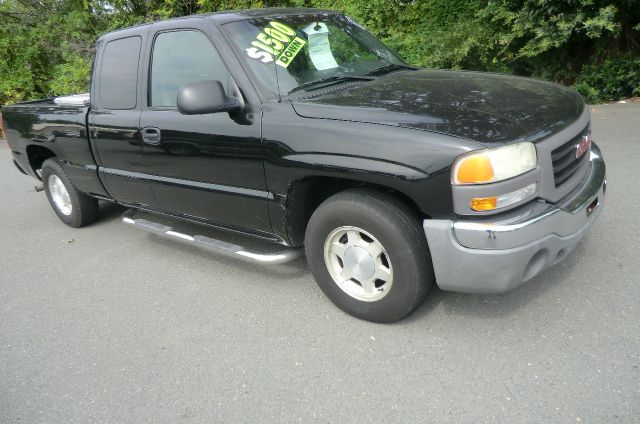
1,103,638,423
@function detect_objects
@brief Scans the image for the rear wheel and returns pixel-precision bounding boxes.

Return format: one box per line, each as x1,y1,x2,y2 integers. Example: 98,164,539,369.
305,189,433,322
42,159,99,227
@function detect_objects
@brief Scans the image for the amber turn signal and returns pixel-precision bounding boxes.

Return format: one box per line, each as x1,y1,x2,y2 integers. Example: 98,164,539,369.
0,113,8,147
455,154,494,184
470,196,498,211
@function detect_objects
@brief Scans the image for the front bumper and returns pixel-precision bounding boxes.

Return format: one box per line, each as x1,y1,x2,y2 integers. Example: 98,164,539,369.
423,142,606,293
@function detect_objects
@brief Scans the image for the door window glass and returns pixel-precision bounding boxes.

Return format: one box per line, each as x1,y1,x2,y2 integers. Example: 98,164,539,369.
150,30,229,107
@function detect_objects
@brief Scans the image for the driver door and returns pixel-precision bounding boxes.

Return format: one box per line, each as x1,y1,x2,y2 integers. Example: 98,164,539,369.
139,22,271,233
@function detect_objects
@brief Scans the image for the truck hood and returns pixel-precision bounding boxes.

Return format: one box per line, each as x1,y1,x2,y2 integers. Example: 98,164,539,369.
291,69,586,145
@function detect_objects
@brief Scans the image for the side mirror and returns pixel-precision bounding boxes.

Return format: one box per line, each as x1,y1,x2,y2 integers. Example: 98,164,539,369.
177,80,243,115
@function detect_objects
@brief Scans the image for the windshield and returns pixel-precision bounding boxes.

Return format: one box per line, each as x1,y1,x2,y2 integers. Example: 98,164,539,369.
223,14,407,97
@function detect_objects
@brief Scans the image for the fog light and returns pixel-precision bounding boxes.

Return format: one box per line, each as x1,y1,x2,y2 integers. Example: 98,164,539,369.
470,183,537,212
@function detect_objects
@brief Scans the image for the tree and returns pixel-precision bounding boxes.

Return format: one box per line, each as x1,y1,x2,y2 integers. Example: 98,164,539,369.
0,0,638,108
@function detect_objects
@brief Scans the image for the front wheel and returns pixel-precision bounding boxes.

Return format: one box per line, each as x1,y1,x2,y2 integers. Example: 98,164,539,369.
305,189,433,323
42,158,99,228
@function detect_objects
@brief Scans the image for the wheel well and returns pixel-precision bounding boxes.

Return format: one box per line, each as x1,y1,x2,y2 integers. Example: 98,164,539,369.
26,145,55,177
285,176,424,246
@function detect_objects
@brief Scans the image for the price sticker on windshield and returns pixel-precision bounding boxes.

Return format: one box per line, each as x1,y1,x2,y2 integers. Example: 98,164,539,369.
302,22,339,70
246,21,306,68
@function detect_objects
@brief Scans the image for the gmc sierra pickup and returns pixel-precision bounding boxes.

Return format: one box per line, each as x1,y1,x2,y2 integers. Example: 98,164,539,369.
1,8,606,322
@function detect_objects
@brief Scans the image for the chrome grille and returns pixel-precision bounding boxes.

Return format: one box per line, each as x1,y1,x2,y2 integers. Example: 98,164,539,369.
535,109,591,203
551,130,589,187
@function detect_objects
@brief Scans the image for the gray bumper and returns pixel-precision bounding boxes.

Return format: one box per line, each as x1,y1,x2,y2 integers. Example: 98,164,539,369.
424,143,606,293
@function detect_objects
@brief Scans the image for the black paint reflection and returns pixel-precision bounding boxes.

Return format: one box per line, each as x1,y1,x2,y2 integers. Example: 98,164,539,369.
299,69,584,144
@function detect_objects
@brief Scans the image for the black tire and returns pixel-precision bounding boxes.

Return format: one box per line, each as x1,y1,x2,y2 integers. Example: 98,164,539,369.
305,189,433,323
41,158,99,228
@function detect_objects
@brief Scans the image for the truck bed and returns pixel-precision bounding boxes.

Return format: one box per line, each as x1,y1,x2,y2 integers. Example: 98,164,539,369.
1,96,89,146
1,96,106,197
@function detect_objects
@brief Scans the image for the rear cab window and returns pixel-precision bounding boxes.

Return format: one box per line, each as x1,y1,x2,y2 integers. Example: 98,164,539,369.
99,36,142,110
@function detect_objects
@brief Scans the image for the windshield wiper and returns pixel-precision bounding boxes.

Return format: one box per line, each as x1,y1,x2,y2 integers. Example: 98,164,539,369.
288,75,375,95
364,63,418,77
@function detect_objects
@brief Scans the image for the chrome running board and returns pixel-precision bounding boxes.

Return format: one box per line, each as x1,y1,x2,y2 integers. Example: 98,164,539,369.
122,216,302,265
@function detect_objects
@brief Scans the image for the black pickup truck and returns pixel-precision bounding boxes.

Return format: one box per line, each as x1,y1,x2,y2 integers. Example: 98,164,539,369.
1,8,606,322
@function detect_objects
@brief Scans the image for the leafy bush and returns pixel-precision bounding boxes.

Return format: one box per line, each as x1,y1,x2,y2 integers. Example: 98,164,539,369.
0,0,638,107
573,58,640,103
50,55,92,96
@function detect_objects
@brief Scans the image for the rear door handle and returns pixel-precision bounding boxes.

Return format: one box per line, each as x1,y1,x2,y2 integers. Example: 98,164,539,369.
141,127,161,145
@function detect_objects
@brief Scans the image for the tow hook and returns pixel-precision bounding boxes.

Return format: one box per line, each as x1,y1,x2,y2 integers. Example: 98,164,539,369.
34,184,44,192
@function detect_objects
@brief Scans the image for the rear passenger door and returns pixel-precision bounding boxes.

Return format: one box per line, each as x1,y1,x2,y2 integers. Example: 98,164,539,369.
139,21,270,233
88,30,158,207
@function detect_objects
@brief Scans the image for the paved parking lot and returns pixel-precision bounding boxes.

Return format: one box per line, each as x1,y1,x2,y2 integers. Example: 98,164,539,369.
1,103,638,423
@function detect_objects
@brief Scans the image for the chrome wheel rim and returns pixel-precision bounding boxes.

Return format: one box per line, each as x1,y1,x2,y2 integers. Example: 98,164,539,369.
48,174,72,216
323,226,393,302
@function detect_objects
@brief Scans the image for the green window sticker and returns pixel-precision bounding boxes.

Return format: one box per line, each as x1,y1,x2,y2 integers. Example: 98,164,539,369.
245,21,306,68
275,36,306,68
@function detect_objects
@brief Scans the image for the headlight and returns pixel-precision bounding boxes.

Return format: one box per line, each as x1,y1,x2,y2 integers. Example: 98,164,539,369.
452,142,537,185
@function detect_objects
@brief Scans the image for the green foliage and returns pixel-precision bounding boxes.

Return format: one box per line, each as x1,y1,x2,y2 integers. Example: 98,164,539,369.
49,55,92,96
573,57,640,102
0,0,103,105
0,0,638,110
480,1,620,60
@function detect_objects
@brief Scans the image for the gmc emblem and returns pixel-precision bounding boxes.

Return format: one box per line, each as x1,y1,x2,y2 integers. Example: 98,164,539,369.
576,134,590,159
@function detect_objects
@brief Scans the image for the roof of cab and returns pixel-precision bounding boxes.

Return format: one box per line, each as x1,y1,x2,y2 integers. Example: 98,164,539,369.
208,7,339,24
99,7,338,41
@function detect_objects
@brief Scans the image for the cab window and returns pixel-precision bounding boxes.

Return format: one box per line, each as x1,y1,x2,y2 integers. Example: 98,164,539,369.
150,30,229,107
100,36,141,110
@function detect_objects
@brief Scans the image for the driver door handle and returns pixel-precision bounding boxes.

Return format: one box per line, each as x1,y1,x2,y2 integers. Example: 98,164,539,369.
141,127,161,145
